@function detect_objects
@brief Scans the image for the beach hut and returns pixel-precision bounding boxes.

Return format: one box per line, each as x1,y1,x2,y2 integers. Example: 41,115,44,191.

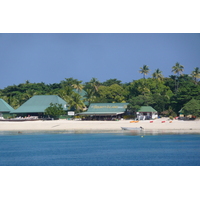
136,106,158,120
78,103,128,120
11,95,68,118
0,98,15,119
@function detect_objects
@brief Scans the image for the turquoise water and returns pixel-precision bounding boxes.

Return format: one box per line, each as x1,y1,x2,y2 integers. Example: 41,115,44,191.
0,131,200,166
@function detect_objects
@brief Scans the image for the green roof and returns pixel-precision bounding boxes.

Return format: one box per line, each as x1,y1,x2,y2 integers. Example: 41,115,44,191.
11,95,68,114
73,89,87,98
137,106,157,112
0,99,14,112
79,103,128,116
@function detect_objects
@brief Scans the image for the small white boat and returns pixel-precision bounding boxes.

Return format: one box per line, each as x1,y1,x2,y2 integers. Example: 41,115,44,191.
121,126,144,131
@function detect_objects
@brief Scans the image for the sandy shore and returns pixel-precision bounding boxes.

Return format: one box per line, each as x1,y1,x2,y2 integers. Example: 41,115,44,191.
0,118,200,133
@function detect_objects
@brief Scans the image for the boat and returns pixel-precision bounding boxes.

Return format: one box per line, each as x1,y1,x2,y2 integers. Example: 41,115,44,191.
121,126,144,131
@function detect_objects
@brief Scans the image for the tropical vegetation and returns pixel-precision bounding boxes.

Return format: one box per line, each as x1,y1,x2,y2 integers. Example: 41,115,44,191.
44,103,66,119
181,99,200,117
1,63,200,117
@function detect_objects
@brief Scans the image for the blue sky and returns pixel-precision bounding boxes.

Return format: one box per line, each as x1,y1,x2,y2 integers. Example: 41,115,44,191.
1,33,200,89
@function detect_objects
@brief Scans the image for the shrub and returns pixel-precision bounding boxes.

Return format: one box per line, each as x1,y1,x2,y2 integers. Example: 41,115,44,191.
169,116,174,120
161,108,176,118
44,103,65,119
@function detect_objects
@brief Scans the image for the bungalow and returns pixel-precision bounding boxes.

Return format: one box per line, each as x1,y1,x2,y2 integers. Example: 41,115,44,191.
11,95,68,118
0,99,15,119
136,106,158,120
78,103,128,120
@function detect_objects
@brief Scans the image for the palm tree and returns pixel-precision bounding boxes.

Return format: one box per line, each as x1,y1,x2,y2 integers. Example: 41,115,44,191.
67,93,86,113
72,83,83,93
191,67,200,84
23,89,37,100
172,62,184,93
137,79,150,96
89,78,100,93
172,62,184,76
25,80,30,84
60,78,83,90
84,88,96,106
139,65,150,79
152,68,164,81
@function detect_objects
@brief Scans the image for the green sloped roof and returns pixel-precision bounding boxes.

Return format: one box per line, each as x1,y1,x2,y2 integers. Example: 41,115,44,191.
137,106,157,112
11,95,68,114
0,99,15,112
73,89,87,98
79,103,128,115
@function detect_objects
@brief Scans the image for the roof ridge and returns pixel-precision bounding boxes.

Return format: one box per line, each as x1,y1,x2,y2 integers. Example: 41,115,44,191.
0,98,14,112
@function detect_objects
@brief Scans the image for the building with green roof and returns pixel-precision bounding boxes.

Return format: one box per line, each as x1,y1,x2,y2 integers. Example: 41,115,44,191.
78,103,128,120
11,95,68,117
137,106,158,120
0,99,15,119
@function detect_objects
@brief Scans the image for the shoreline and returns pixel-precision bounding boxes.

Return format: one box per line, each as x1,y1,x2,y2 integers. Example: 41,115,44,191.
0,118,200,134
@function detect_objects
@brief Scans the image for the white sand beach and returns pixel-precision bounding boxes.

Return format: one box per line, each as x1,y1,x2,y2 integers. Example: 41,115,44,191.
0,118,200,133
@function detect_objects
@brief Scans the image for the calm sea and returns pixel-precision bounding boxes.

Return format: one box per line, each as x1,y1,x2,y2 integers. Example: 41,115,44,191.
0,131,200,166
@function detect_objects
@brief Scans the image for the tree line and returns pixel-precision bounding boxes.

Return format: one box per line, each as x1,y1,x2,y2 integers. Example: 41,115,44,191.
1,62,200,117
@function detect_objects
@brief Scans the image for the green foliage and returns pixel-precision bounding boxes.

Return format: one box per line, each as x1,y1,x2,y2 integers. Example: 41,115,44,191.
161,108,177,118
1,65,200,117
83,88,96,105
152,93,170,113
60,78,82,88
61,91,86,113
102,79,122,86
171,62,184,93
172,62,184,76
139,65,150,79
152,69,164,81
169,116,174,120
181,99,200,117
98,84,127,103
191,67,200,84
128,78,173,113
84,78,101,94
44,103,65,119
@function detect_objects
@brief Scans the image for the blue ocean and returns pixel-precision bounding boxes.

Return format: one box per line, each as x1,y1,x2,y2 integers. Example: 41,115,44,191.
0,131,200,166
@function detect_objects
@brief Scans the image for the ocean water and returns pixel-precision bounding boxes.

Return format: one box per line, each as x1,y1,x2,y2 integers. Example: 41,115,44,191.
0,131,200,166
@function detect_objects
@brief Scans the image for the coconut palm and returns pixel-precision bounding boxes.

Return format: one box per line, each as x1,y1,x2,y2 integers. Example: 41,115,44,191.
67,93,86,113
139,65,150,79
152,68,164,81
84,88,96,106
23,89,37,100
172,62,184,93
57,86,73,100
60,78,82,89
191,67,200,84
72,83,83,93
137,79,150,96
172,62,184,76
89,78,100,93
25,80,30,84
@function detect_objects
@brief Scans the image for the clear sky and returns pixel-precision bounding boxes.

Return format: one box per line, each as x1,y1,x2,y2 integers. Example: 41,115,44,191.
1,33,200,89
